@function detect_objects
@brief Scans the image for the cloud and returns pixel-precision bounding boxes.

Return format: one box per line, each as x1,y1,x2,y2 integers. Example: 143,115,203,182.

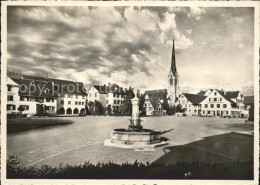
188,7,206,20
7,6,254,95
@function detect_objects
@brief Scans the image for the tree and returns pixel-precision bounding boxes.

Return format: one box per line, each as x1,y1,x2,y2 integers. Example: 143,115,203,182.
138,93,145,115
161,98,169,113
107,104,112,116
175,104,185,113
248,104,254,121
88,101,95,115
94,100,105,115
119,104,129,115
18,105,25,118
167,105,175,115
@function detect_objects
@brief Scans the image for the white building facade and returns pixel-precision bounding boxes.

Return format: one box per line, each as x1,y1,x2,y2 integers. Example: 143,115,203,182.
200,89,249,117
7,73,87,117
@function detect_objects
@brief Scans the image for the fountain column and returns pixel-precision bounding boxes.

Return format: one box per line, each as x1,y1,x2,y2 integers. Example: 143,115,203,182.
129,88,142,131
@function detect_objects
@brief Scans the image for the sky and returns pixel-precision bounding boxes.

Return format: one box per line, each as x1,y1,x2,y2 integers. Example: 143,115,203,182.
7,6,254,95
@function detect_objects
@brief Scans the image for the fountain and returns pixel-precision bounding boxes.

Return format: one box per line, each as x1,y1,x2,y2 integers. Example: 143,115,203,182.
104,88,168,150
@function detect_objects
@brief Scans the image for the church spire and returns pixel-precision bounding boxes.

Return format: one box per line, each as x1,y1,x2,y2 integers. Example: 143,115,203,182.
171,36,176,73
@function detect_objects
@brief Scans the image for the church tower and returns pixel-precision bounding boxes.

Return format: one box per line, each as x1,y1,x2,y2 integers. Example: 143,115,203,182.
167,37,179,105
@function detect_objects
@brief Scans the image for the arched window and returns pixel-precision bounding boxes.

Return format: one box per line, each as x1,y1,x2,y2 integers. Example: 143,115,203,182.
66,108,72,114
73,108,79,114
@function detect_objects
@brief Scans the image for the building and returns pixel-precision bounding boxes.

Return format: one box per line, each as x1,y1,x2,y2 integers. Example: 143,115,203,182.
143,89,167,115
87,83,127,113
200,89,249,117
7,76,58,117
142,37,178,115
167,38,179,105
7,71,87,116
176,93,206,116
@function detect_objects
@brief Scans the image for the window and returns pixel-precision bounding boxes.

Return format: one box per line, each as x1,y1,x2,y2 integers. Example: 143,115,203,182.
20,96,28,101
205,104,208,108
61,100,64,105
211,104,214,108
46,98,54,102
145,103,147,107
117,100,120,104
214,98,217,102
79,102,81,105
220,98,222,101
223,104,227,108
7,104,15,110
20,105,29,110
170,78,173,85
75,101,78,105
68,101,71,105
203,111,204,114
217,104,220,108
208,111,210,114
214,92,217,96
82,102,84,105
194,109,197,113
114,100,116,104
113,93,116,97
8,86,12,91
82,96,85,99
94,93,97,97
7,95,13,101
189,105,191,108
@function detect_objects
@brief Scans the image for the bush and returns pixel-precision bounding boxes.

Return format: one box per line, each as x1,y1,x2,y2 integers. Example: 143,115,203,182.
7,155,253,179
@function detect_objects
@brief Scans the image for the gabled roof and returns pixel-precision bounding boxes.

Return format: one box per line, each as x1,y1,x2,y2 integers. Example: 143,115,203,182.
93,85,107,94
224,91,240,99
215,90,237,104
197,90,206,96
144,89,167,109
93,83,126,94
18,74,87,95
144,89,167,100
197,89,213,96
182,93,207,105
11,78,59,98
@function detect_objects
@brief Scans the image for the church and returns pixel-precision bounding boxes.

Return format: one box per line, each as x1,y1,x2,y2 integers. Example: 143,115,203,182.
142,37,250,117
143,37,179,115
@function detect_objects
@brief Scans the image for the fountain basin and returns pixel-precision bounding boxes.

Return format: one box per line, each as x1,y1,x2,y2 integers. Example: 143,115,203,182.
104,128,168,149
